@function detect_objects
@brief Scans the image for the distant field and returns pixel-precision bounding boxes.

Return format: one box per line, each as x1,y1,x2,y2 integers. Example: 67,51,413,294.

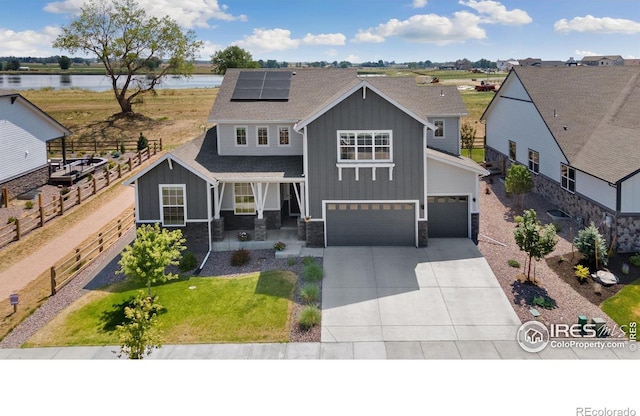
20,87,218,150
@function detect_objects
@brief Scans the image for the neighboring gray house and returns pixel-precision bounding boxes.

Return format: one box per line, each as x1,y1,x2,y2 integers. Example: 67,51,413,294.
482,66,640,252
0,91,71,201
580,55,625,66
126,68,487,251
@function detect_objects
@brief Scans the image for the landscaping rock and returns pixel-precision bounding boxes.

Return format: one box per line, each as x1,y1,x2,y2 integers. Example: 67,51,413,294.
592,270,618,286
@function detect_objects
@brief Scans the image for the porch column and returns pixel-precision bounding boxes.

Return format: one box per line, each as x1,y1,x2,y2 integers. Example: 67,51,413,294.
214,182,225,220
250,182,269,220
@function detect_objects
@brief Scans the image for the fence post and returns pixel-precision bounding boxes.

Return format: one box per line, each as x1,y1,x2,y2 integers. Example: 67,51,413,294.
105,168,110,187
50,267,57,296
76,248,81,263
128,157,133,172
15,218,20,241
59,194,65,216
117,219,122,237
2,188,7,208
153,142,157,155
99,232,104,253
77,186,82,205
160,138,163,151
118,163,122,178
137,150,142,165
39,205,45,227
93,177,97,195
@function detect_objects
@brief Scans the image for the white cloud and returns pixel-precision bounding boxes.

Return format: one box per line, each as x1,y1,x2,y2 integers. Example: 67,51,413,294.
235,28,300,52
44,0,247,28
574,49,600,58
234,28,347,53
554,15,640,34
302,33,346,46
459,0,532,25
412,0,428,8
354,11,486,45
0,26,62,56
346,54,360,63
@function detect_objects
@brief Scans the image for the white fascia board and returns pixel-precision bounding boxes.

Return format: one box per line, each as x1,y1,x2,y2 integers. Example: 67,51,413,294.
426,151,489,176
216,177,305,184
122,153,218,186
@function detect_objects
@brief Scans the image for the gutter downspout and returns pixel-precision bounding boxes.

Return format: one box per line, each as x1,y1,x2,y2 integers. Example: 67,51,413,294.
196,179,218,274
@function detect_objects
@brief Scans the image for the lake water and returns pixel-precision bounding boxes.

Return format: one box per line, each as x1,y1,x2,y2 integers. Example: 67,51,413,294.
0,73,223,91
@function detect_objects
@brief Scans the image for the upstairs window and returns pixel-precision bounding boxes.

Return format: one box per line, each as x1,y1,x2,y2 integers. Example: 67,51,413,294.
257,126,269,146
236,127,247,146
561,164,575,193
160,184,186,226
434,120,444,138
338,130,392,162
278,126,290,146
528,149,539,174
509,140,516,161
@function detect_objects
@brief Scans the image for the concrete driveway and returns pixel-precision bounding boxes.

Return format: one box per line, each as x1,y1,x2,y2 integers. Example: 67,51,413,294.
321,239,522,342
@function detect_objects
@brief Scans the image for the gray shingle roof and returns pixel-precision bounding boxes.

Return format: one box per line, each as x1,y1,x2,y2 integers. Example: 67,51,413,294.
511,66,640,183
170,128,303,182
208,68,467,124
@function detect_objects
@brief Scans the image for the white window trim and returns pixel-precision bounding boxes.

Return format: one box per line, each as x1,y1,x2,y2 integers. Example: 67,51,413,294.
256,126,269,147
508,140,516,162
528,149,539,174
433,120,445,139
336,130,393,163
234,183,256,215
159,184,186,227
561,164,576,193
278,126,291,147
235,126,248,147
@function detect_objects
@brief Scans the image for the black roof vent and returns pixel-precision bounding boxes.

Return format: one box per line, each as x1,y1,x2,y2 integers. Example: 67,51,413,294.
231,71,292,101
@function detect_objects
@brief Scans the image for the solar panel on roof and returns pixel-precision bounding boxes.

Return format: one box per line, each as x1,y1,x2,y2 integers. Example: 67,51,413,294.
231,71,292,101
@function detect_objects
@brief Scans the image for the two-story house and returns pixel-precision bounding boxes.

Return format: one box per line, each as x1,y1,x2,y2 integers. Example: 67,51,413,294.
126,68,487,255
483,66,640,252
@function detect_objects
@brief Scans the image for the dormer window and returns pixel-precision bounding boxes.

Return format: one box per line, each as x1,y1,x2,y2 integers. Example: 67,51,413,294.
434,120,444,138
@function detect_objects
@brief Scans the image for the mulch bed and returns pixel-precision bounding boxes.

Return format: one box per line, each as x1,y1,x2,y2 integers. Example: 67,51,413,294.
546,251,640,306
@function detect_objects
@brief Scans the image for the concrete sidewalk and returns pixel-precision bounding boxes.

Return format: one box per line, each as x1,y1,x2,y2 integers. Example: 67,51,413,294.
0,186,134,301
1,340,637,359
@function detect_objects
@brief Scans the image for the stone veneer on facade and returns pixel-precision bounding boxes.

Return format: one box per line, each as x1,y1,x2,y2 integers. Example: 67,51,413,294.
486,146,640,253
0,166,50,203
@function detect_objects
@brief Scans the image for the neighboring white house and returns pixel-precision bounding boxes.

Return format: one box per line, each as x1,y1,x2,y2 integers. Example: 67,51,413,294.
482,66,640,252
496,59,519,73
0,91,71,200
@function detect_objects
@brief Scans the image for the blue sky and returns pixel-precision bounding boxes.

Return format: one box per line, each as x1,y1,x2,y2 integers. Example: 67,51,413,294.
1,0,639,63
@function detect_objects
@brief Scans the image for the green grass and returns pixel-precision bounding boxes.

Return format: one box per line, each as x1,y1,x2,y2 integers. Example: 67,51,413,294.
459,147,485,163
601,279,640,337
24,271,297,347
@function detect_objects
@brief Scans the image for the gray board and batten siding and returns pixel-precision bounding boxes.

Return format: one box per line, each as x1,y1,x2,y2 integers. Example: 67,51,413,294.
136,160,209,222
306,87,426,219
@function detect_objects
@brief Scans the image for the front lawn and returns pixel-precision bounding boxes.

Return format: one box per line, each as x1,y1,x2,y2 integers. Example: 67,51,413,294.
24,271,297,347
601,279,640,336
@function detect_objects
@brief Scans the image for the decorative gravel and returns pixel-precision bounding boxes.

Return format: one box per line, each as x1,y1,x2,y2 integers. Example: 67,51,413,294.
477,177,620,332
0,244,321,348
0,184,64,227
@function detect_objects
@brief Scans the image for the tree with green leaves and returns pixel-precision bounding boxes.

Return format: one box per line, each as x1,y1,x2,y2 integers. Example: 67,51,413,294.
117,290,163,359
460,122,476,158
574,222,608,268
58,55,71,70
514,209,558,283
505,164,533,211
53,0,202,116
211,45,259,75
117,223,186,296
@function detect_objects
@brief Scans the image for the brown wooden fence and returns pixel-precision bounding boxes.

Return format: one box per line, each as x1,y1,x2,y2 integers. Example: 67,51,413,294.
0,146,156,250
50,207,135,295
46,137,162,156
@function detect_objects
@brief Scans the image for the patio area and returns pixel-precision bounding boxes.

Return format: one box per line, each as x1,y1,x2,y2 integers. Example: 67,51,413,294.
212,227,305,253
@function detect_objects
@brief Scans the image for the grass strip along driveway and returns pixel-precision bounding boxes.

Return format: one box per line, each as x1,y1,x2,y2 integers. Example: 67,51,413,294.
25,271,297,347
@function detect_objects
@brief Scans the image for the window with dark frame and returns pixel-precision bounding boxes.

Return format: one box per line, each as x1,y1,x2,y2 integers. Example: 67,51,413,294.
561,164,575,192
434,120,444,138
279,126,290,146
528,149,539,173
